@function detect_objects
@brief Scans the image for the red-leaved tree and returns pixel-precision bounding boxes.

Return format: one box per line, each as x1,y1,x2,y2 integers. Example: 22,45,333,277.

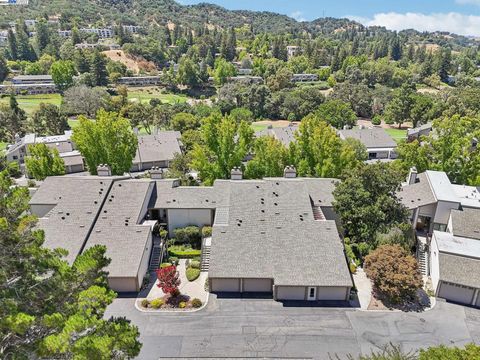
156,265,180,296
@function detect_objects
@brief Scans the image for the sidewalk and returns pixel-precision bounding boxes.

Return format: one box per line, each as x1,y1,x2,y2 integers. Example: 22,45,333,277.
352,267,372,310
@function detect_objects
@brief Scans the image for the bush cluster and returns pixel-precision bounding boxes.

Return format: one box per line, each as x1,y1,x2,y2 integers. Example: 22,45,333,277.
173,226,201,247
150,298,164,309
168,245,202,259
191,298,202,308
186,267,201,281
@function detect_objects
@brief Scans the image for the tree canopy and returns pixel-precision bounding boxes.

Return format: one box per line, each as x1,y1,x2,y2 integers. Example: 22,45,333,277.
0,169,141,358
190,113,254,185
25,143,65,180
72,110,138,175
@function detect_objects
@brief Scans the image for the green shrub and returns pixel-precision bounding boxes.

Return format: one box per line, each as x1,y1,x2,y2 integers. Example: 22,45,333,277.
371,115,382,126
150,298,164,309
186,267,200,281
160,262,172,268
189,260,200,269
178,301,187,309
173,226,201,246
141,299,150,308
169,256,179,265
191,298,202,308
169,245,202,259
201,226,212,238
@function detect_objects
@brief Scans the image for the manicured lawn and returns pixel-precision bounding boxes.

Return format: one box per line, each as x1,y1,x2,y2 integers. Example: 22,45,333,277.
0,94,62,115
128,90,187,104
385,128,407,142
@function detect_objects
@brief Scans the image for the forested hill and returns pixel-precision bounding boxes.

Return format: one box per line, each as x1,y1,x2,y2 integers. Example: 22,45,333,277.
0,0,363,35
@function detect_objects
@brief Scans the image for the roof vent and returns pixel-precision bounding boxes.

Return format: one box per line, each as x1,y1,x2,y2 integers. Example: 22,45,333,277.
150,166,164,180
284,165,296,178
97,164,112,177
231,166,243,180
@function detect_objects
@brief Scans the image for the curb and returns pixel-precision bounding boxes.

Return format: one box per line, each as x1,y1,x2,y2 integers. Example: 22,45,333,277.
355,296,437,313
134,292,210,314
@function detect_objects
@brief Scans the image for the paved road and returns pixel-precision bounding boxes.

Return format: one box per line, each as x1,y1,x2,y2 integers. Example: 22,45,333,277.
105,295,480,360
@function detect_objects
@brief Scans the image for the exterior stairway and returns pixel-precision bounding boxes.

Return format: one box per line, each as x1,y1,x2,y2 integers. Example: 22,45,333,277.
417,242,428,275
148,237,163,272
201,237,211,272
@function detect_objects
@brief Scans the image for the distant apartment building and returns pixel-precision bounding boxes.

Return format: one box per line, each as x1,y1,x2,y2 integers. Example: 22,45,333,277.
117,76,162,87
407,123,433,142
12,75,53,85
291,73,319,82
338,126,397,161
131,131,182,171
0,75,56,95
6,131,85,174
286,45,300,59
79,28,114,38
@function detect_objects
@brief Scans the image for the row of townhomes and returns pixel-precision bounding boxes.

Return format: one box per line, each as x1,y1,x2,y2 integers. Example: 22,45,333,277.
256,124,398,161
399,168,480,307
6,130,182,175
30,166,353,301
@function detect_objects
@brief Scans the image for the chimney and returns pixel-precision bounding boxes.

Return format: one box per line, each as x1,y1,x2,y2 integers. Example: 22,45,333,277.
150,166,164,180
284,165,297,178
407,167,417,185
230,167,243,180
97,164,112,177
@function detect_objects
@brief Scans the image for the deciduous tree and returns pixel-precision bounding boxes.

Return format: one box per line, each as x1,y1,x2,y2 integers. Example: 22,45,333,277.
72,110,138,175
25,143,65,180
245,136,288,179
156,265,180,296
364,244,422,304
289,115,363,178
190,113,254,185
332,163,409,245
316,99,357,129
50,60,77,92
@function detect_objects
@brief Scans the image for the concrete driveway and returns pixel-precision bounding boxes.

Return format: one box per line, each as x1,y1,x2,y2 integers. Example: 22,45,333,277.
105,295,480,360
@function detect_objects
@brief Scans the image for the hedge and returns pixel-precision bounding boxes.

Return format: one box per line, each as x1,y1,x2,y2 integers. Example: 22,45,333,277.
168,245,201,259
186,267,201,281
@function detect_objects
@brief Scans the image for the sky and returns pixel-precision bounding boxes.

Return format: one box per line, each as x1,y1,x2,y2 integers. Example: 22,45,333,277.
177,0,480,36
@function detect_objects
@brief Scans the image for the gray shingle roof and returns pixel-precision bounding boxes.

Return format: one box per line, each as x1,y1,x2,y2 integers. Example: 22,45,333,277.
439,253,480,288
134,131,181,164
398,172,436,209
450,208,480,240
30,176,115,264
338,128,397,149
255,126,299,147
154,180,221,209
85,180,154,278
208,178,352,287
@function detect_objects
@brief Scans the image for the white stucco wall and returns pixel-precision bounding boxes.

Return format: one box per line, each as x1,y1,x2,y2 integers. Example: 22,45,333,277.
434,201,459,225
418,203,436,218
276,286,306,300
108,277,138,292
210,278,240,292
136,231,152,291
242,278,273,292
167,209,213,236
317,286,349,301
430,235,441,292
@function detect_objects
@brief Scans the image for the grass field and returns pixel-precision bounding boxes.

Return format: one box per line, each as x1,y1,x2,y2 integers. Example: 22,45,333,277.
0,94,62,115
385,128,407,142
127,90,187,104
